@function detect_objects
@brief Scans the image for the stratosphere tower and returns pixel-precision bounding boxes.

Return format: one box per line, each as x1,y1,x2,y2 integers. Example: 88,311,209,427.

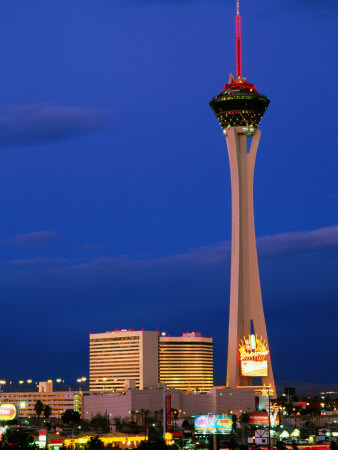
210,0,276,395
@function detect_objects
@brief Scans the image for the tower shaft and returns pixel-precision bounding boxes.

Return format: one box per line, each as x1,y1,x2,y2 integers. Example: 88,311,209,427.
225,127,275,394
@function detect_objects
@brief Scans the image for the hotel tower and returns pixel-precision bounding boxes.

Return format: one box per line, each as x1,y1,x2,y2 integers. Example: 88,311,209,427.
209,0,276,395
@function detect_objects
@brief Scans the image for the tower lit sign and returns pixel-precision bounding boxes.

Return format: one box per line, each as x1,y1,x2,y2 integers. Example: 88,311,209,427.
239,335,269,377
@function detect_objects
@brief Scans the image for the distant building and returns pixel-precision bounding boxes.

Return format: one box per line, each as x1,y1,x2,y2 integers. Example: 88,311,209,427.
89,329,159,391
0,381,82,418
159,332,213,392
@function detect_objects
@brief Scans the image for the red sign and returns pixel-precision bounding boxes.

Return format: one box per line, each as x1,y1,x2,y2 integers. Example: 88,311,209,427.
249,412,269,425
249,411,279,426
167,394,172,432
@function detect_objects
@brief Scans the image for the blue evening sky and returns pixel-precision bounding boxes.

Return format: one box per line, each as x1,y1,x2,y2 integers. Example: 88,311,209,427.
0,0,337,390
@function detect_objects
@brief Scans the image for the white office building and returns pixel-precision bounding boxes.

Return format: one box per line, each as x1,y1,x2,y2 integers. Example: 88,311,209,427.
89,329,159,392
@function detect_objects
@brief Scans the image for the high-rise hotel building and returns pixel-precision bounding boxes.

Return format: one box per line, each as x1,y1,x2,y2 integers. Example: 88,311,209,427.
159,332,213,392
89,330,159,391
89,330,213,392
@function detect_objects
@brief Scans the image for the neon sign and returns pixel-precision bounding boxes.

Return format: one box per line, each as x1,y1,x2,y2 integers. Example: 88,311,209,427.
0,404,18,421
239,335,269,377
239,335,269,360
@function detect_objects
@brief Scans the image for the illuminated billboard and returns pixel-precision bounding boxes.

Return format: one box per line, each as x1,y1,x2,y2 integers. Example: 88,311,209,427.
0,404,18,421
194,414,233,433
241,360,268,377
239,335,269,377
249,411,279,427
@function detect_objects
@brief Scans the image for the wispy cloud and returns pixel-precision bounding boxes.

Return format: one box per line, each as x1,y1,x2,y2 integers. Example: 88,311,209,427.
257,226,338,257
0,225,337,272
72,225,338,271
81,244,104,253
0,231,59,250
0,104,112,147
2,257,70,268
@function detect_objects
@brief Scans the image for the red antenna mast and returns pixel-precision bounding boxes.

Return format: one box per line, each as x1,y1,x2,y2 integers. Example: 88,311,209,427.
236,0,242,78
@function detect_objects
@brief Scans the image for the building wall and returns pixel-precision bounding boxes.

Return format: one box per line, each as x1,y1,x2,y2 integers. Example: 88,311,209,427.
130,389,181,414
140,331,159,389
82,387,255,422
89,330,159,391
0,391,82,418
211,388,255,413
159,332,213,392
83,392,132,421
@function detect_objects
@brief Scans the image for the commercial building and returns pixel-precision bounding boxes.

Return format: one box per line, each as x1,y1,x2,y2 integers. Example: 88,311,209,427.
0,381,82,418
159,332,213,392
209,0,276,394
89,329,214,393
83,386,255,421
89,329,159,392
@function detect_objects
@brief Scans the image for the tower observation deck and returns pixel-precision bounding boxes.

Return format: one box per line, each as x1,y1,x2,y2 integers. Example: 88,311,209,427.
209,0,276,396
209,78,270,130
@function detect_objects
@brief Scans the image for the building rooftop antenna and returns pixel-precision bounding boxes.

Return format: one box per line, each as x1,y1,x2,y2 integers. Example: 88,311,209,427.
236,0,242,78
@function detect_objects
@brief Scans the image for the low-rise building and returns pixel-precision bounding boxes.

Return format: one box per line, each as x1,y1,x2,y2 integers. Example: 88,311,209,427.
0,381,82,418
83,386,255,421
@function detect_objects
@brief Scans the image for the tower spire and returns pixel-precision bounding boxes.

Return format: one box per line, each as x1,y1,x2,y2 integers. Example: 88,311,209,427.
236,0,242,78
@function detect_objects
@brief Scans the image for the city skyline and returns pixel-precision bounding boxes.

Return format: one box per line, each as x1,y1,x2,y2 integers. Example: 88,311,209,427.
0,0,337,386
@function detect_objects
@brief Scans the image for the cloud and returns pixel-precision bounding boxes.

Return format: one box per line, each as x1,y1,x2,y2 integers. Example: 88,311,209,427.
257,226,338,257
2,257,70,268
0,104,112,147
81,244,104,253
0,225,337,272
71,225,338,271
0,231,59,250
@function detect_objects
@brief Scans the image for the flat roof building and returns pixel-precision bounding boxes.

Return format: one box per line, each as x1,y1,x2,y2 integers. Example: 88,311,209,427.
89,329,159,392
0,381,82,418
159,332,213,392
83,387,255,421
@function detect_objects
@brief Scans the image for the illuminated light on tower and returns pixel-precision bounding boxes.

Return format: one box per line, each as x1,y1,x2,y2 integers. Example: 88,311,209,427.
209,0,276,395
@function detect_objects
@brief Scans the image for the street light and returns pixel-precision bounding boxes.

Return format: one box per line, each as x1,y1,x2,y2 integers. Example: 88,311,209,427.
76,377,87,391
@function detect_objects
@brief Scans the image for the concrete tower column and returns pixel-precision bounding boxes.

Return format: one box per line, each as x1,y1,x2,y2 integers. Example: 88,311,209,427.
225,126,275,394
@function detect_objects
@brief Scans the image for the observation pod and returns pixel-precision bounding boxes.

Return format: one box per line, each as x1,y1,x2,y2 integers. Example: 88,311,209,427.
209,76,270,134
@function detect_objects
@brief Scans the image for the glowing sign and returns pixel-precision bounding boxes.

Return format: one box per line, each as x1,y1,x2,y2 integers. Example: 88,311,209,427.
241,360,268,376
239,335,269,361
194,414,233,432
0,404,18,421
249,411,279,427
239,334,269,377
